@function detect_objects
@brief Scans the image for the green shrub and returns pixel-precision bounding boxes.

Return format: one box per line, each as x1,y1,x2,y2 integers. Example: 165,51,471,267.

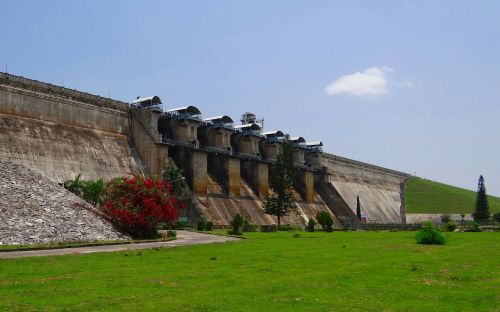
260,225,277,232
306,219,316,232
492,212,500,222
197,220,206,231
416,221,446,245
81,179,104,206
204,221,213,231
65,174,84,197
316,211,333,232
467,222,481,232
167,230,176,238
243,221,258,232
444,221,457,232
230,213,244,234
173,221,188,229
65,175,104,206
292,233,300,238
440,214,451,223
278,224,292,231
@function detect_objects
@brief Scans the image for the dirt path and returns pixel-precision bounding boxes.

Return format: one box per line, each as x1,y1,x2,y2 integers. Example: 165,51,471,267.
0,231,241,259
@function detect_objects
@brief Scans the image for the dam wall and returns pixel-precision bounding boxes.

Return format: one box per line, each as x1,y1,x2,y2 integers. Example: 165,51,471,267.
318,154,409,224
0,73,139,182
0,72,410,227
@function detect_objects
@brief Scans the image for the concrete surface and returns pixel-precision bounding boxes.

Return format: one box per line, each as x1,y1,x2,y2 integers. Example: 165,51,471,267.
0,113,139,182
0,231,241,259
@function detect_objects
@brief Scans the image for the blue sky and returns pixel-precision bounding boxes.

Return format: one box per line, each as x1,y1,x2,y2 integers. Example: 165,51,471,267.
2,0,499,195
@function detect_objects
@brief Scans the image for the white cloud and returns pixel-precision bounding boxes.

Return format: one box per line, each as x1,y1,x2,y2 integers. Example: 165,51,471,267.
325,66,391,96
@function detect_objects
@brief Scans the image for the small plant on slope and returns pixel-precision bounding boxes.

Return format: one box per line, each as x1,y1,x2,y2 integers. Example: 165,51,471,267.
306,218,316,232
81,179,104,206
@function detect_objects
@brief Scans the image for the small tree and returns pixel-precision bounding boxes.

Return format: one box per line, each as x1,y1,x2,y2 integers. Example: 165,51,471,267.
306,218,316,232
316,211,333,232
263,135,296,230
356,196,362,221
473,175,490,222
229,213,244,235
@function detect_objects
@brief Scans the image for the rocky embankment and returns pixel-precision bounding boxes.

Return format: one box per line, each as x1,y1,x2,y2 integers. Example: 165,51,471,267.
0,158,129,245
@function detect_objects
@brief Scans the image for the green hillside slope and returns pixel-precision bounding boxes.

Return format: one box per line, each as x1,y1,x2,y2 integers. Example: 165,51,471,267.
405,177,500,214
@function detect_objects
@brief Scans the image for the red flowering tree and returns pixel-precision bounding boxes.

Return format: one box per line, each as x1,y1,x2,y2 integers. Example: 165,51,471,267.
101,176,184,238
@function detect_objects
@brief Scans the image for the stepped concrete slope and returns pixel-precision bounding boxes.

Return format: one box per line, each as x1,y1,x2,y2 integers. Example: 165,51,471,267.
197,175,340,227
0,159,129,245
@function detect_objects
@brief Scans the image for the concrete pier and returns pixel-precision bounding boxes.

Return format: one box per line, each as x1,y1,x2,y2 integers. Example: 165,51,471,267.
241,160,268,199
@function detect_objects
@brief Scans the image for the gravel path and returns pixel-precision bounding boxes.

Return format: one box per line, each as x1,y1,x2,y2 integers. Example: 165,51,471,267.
0,231,241,259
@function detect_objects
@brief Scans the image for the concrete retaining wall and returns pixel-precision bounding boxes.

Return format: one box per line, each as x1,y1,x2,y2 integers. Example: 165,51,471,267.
319,153,409,224
0,74,138,182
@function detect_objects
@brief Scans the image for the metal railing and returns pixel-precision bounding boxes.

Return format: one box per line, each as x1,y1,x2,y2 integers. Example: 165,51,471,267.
162,137,198,149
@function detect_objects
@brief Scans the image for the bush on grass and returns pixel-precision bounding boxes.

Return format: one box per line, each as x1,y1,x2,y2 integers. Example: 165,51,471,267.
416,221,446,245
466,222,481,232
204,221,213,231
167,230,177,238
101,176,184,239
243,220,258,232
444,221,457,232
228,213,244,235
306,219,316,232
259,224,277,232
278,224,292,231
197,220,206,231
316,211,333,232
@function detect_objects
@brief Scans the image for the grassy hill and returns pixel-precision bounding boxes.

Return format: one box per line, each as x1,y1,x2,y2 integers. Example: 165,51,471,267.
405,177,500,214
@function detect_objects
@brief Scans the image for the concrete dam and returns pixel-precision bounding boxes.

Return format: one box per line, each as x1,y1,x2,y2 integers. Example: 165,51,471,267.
0,72,410,227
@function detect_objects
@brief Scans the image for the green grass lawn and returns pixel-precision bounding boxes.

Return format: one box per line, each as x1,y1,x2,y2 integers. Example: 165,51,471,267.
1,231,498,311
405,177,500,214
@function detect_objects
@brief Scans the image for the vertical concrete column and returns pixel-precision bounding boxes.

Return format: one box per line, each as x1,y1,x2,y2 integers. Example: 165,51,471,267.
227,157,241,197
293,148,305,165
241,160,268,199
153,144,169,175
256,162,269,199
191,150,207,195
309,153,323,169
295,170,314,202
